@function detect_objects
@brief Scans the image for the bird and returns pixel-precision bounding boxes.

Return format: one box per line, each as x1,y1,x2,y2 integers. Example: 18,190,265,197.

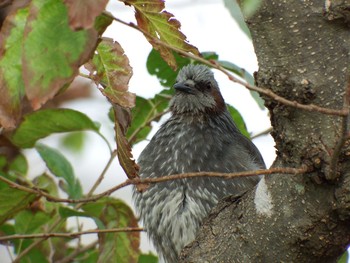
133,64,265,263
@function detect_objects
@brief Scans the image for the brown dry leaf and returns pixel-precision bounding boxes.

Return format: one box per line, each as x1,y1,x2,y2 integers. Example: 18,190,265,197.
113,104,139,180
63,0,109,30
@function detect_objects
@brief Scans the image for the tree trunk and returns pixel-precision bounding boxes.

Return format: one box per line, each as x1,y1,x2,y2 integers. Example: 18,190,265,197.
180,1,350,262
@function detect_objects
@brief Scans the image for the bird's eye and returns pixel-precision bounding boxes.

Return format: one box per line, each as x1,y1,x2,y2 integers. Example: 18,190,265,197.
206,83,212,90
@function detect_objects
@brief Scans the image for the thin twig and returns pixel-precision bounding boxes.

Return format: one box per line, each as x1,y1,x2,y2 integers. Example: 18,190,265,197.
0,227,143,242
87,150,118,196
1,166,309,204
109,14,349,117
251,127,273,139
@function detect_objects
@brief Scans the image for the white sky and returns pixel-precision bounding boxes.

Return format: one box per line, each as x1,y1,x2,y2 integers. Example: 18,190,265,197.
1,0,277,261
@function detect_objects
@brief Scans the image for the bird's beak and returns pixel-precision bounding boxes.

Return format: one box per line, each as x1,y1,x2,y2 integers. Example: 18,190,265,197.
173,83,195,94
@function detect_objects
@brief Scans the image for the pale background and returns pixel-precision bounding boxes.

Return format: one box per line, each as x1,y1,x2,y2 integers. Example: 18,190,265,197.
1,0,277,261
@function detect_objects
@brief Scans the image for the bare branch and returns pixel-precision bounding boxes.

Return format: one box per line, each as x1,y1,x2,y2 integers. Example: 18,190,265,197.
0,166,310,205
0,227,143,242
251,127,273,139
56,241,98,263
87,150,118,195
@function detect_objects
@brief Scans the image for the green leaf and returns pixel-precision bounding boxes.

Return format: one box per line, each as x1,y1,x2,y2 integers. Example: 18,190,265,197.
147,48,190,88
0,223,15,236
0,6,29,129
227,105,250,138
219,60,255,85
75,248,99,263
58,206,105,229
0,156,7,170
36,143,82,199
86,37,135,108
33,173,59,197
94,12,114,35
59,206,88,218
201,51,219,61
138,253,158,263
124,0,199,69
240,0,262,18
9,154,28,175
15,210,51,234
223,0,251,38
127,90,172,145
338,251,349,263
0,184,37,224
22,0,98,110
60,131,86,152
82,197,140,263
11,108,100,148
218,60,265,110
8,153,28,175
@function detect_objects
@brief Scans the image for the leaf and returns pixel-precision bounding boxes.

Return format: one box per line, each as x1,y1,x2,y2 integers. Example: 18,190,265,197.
201,51,219,61
338,251,349,263
227,104,250,138
138,253,158,263
11,108,100,148
240,0,262,18
63,0,109,30
124,0,199,70
58,206,105,229
8,153,28,175
223,0,251,38
22,0,98,110
94,12,114,35
113,105,139,179
15,210,51,234
0,184,37,224
82,197,140,263
33,173,59,197
127,90,172,145
85,37,139,179
60,131,86,152
86,37,135,108
0,5,29,129
36,143,83,199
146,48,190,88
219,60,265,109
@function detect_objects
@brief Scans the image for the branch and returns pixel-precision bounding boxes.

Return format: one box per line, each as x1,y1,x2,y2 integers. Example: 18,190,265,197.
0,166,310,205
327,77,350,179
0,227,143,242
13,149,120,261
109,14,349,117
251,127,273,139
87,149,118,195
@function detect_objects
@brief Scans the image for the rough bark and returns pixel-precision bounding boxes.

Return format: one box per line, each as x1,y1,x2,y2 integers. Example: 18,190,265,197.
180,1,350,262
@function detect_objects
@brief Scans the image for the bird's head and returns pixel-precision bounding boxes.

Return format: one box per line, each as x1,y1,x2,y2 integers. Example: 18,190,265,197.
170,64,226,116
